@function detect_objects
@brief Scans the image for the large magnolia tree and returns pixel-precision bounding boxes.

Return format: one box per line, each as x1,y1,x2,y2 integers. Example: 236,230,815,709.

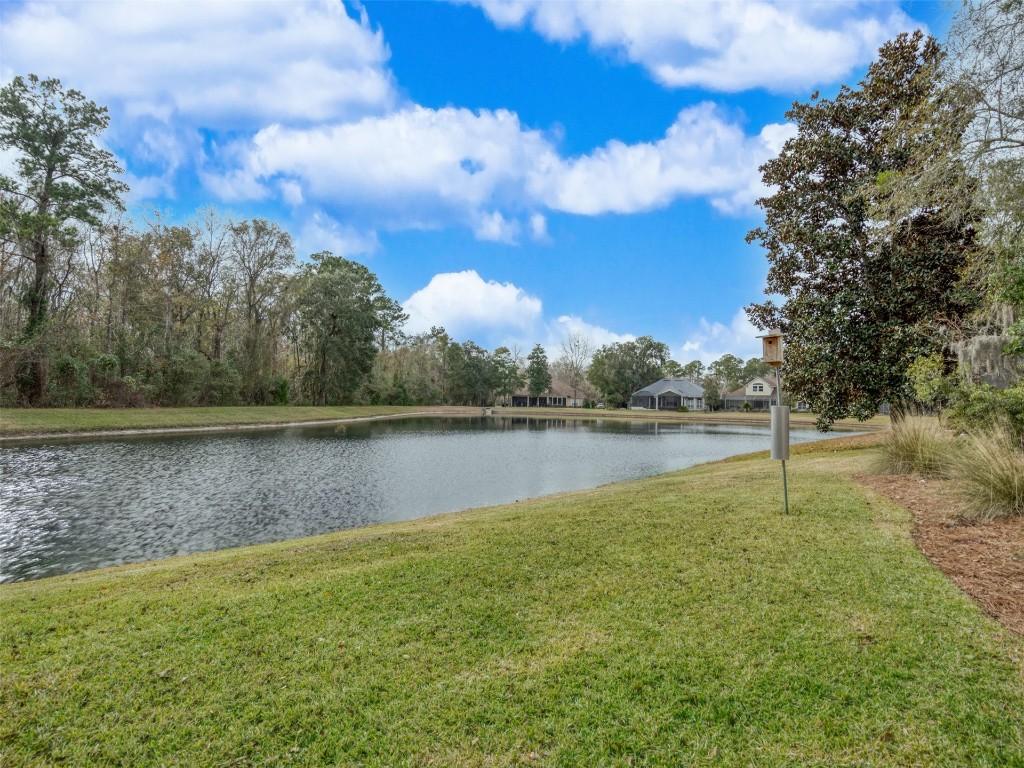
746,32,982,428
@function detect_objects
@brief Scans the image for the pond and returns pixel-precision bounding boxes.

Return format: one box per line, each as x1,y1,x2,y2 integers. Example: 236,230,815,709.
0,416,854,583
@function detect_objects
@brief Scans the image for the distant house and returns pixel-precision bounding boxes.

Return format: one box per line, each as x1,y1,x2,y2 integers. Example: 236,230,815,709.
723,373,778,411
510,380,581,407
630,378,704,410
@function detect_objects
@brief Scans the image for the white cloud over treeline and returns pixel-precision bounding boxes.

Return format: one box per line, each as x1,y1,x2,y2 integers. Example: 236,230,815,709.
212,102,794,238
0,0,918,251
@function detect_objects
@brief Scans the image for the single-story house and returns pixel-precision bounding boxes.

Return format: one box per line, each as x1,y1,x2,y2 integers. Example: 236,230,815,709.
723,373,779,410
510,380,582,407
630,378,704,410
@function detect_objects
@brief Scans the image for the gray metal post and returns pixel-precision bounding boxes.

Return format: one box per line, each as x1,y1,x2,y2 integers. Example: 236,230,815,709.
782,460,789,514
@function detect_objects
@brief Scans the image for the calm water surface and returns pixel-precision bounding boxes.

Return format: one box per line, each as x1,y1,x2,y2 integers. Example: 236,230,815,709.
0,416,852,582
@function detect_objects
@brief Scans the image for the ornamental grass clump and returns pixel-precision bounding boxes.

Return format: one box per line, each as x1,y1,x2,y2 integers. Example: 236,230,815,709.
951,426,1024,520
876,416,958,477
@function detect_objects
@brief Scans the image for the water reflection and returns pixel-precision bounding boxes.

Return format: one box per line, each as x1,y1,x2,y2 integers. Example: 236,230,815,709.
0,416,850,582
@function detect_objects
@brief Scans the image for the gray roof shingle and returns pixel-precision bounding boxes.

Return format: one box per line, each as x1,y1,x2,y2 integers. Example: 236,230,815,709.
632,378,704,398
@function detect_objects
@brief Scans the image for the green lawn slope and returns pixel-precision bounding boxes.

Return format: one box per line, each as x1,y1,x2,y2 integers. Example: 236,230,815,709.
0,405,441,437
1,442,1021,766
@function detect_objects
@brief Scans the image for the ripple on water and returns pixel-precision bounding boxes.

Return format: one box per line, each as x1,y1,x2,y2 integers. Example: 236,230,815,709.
0,417,851,582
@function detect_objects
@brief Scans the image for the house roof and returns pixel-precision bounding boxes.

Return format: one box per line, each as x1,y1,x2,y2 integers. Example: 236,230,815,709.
632,378,704,398
724,386,777,400
723,373,779,400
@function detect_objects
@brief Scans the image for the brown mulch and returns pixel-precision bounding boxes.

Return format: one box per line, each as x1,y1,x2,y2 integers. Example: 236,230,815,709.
856,473,1024,637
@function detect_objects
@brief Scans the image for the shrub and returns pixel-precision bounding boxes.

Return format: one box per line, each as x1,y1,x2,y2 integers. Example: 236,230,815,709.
946,382,1024,442
159,351,211,406
677,405,689,412
91,353,119,378
876,417,958,477
47,354,96,406
207,360,242,406
270,376,290,405
950,426,1024,520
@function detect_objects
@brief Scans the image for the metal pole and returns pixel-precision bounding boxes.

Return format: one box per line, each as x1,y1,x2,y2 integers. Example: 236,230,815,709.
782,460,789,515
778,368,789,514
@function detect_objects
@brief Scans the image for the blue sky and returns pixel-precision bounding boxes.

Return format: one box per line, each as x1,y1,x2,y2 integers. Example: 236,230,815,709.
0,0,952,362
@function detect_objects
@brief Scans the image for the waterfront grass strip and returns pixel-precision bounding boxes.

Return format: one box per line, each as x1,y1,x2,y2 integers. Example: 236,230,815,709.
0,406,888,439
0,405,428,437
2,447,1022,766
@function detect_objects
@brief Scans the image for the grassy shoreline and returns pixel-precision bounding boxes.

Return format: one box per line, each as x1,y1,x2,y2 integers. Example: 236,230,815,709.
1,439,1020,766
0,404,888,440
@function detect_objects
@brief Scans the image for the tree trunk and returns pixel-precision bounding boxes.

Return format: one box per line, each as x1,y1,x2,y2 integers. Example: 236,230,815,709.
21,236,50,404
889,397,909,425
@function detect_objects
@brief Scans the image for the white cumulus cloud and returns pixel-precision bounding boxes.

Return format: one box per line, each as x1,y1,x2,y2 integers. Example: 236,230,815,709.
211,102,792,232
0,0,824,241
552,315,635,349
534,103,796,215
680,309,762,364
1,1,395,126
211,106,556,231
295,211,380,260
1,0,397,206
529,213,549,242
474,211,522,243
403,270,544,337
466,0,921,93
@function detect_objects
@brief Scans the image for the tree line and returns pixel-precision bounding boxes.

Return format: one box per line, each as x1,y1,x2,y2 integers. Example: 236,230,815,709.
0,73,779,410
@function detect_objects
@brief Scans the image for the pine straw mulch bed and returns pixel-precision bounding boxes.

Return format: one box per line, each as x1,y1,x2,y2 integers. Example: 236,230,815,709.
856,473,1024,638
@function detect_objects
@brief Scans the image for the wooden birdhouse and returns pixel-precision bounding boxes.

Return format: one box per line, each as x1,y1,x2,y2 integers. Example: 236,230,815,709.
758,329,784,368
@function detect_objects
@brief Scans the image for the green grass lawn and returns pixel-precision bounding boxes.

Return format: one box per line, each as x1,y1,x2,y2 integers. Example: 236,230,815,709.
0,405,888,438
0,405,449,437
2,440,1020,766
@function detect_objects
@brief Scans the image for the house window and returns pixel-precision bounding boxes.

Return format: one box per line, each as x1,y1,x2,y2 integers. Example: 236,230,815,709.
753,384,764,392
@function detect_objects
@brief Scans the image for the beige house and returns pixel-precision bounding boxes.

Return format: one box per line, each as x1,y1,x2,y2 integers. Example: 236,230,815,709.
723,374,778,410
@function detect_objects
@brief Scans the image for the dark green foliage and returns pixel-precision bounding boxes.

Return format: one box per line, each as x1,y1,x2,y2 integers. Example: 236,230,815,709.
491,346,525,405
46,354,94,406
946,382,1024,441
207,360,242,406
92,354,119,378
297,253,382,406
679,360,705,380
701,375,722,411
587,336,669,407
662,359,684,378
741,357,772,382
709,354,745,392
747,33,982,429
269,376,290,406
526,344,552,398
159,350,210,406
446,341,498,406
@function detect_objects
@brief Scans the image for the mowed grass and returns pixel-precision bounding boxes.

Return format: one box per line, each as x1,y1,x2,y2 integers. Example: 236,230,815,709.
0,405,889,438
2,446,1022,766
0,405,449,437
